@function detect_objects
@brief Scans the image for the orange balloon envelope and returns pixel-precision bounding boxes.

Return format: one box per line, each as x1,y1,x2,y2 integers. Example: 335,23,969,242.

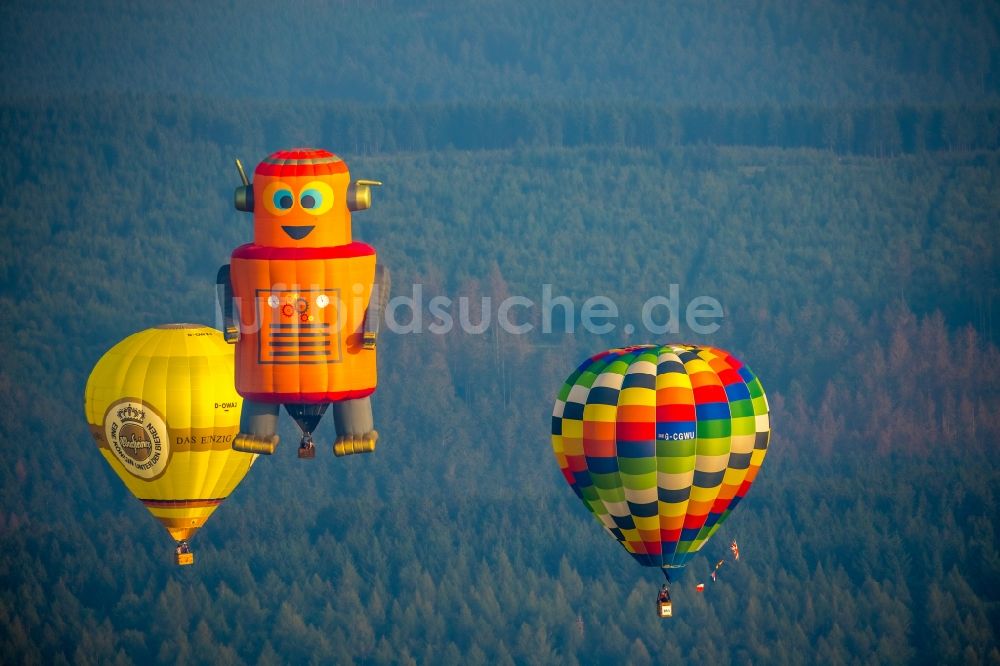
221,148,388,458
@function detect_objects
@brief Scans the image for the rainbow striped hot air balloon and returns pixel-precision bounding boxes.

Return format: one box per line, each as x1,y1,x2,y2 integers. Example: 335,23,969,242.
551,344,770,583
85,324,257,565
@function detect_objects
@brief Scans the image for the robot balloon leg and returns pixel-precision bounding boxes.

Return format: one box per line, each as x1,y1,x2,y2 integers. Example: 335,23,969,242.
332,397,377,456
232,400,280,454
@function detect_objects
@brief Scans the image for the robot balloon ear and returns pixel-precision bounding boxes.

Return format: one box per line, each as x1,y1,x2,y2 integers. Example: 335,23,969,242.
235,185,254,212
347,179,382,212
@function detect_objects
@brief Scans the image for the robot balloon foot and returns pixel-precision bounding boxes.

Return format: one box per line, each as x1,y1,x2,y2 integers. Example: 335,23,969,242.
297,434,317,459
333,430,378,457
233,433,279,455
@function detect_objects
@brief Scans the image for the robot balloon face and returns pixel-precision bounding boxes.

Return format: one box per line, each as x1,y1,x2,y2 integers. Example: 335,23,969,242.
250,149,354,248
253,173,352,246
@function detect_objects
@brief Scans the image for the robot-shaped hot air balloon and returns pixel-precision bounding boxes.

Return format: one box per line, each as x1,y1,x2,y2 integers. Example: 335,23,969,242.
218,148,390,459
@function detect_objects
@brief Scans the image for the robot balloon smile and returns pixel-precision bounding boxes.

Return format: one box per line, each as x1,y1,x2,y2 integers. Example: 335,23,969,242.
282,225,315,240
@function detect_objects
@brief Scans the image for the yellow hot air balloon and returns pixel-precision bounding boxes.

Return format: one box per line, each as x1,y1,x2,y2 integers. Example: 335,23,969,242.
84,324,256,565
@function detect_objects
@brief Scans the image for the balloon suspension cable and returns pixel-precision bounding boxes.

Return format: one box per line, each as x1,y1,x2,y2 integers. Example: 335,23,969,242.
662,568,671,585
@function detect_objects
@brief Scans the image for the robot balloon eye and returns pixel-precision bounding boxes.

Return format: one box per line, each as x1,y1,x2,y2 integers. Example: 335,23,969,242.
299,181,335,216
274,189,294,210
300,188,321,209
262,181,295,216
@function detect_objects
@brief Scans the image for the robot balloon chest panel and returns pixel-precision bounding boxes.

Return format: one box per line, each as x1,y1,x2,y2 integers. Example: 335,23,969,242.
257,288,343,365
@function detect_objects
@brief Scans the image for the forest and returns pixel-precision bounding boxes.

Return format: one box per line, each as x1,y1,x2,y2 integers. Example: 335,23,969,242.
1,1,999,664
3,0,999,105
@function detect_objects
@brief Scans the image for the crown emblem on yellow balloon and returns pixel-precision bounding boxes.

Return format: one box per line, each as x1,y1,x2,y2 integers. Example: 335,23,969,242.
116,405,146,424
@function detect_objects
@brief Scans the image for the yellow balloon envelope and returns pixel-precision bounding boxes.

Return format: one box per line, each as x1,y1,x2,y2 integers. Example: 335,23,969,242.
84,324,256,564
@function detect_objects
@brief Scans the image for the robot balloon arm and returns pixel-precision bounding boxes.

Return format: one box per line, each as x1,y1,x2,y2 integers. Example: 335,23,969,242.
216,264,238,343
347,179,382,212
362,264,390,350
